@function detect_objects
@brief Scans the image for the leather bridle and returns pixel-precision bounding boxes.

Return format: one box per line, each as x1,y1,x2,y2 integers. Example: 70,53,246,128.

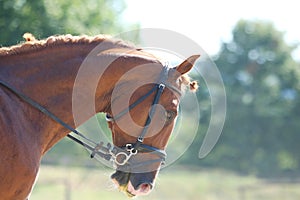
105,66,181,170
0,65,181,172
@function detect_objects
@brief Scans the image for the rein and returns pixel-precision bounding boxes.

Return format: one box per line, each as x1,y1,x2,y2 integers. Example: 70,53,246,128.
0,66,181,171
0,79,115,161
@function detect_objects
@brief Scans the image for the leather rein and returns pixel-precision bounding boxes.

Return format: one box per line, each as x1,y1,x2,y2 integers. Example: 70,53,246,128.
0,66,181,171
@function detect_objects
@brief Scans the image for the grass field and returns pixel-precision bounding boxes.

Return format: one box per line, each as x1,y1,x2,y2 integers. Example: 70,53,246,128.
30,165,300,200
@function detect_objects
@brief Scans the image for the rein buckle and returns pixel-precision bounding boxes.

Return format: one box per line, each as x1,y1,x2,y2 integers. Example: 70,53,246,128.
112,144,138,166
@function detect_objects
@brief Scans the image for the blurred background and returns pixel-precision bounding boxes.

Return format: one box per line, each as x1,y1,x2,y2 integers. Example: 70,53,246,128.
1,0,299,199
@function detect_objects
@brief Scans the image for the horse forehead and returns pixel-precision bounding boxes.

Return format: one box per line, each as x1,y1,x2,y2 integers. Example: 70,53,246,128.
161,89,180,107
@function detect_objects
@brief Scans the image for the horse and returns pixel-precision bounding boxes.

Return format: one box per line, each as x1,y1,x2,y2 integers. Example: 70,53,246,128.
0,33,199,199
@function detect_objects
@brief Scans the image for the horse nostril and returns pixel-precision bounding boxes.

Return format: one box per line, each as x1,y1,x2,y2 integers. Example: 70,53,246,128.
127,181,153,196
138,182,152,193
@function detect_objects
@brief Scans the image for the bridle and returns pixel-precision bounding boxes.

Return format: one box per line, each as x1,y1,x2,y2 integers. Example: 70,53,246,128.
105,66,181,170
0,65,181,172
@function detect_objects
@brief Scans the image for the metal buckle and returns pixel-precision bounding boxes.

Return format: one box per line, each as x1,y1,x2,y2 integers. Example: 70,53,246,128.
137,136,144,143
159,83,166,90
112,144,138,166
90,142,104,158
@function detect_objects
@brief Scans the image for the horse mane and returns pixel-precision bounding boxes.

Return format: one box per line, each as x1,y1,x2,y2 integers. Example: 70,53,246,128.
0,33,135,56
0,33,198,92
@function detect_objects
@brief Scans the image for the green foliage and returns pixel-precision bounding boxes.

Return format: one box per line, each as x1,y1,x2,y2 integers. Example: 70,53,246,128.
0,0,138,46
191,20,300,177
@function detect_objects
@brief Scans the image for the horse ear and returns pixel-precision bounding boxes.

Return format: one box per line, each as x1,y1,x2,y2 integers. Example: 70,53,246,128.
175,55,200,75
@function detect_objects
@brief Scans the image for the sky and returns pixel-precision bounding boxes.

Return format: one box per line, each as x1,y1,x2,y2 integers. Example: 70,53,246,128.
123,0,300,60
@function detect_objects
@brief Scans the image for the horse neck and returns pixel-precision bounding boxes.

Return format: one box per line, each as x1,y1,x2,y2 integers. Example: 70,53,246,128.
0,43,160,153
0,44,114,152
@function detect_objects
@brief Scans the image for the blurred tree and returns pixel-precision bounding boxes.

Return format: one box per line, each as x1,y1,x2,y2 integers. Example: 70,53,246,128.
0,0,138,46
180,20,300,178
205,20,300,177
0,0,53,45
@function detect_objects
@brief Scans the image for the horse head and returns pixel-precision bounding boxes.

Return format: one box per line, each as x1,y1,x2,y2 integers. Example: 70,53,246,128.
106,55,199,196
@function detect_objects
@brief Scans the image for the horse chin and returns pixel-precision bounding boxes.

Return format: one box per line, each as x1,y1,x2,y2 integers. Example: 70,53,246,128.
111,170,157,197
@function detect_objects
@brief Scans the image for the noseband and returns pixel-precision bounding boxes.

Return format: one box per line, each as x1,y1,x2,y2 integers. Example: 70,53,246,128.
0,65,181,171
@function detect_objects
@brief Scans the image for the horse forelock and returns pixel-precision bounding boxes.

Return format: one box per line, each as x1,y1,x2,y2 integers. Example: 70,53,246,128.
179,74,198,93
0,33,136,57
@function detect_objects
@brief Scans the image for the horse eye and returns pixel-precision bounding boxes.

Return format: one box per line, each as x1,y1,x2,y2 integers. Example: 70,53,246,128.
165,111,175,121
105,113,114,122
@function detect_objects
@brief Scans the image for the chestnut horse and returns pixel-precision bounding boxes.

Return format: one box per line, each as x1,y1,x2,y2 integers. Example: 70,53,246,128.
0,34,199,199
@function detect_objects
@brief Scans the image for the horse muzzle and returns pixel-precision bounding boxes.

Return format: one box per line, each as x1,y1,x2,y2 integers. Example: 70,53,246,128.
111,170,158,197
